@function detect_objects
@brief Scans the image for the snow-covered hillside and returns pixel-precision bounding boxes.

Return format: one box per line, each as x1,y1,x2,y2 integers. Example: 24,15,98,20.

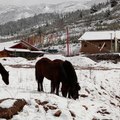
0,0,108,24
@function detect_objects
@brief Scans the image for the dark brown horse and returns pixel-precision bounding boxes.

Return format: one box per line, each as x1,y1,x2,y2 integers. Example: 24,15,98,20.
0,63,9,85
35,58,80,99
35,58,67,95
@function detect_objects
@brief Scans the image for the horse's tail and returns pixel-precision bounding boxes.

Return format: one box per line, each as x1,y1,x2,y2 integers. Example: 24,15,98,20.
35,62,39,82
35,68,38,82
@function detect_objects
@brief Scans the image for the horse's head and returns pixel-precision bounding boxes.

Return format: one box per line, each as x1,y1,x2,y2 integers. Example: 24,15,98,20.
2,71,9,85
0,63,9,85
70,82,81,100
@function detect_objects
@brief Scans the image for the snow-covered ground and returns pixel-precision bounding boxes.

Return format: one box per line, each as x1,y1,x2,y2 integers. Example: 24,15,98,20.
0,40,120,120
0,53,120,120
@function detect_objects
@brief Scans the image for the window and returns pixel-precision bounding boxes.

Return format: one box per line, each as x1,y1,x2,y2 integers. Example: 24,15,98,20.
84,44,87,47
99,44,102,47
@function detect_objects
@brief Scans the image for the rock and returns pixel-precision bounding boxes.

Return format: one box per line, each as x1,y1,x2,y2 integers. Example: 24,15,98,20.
54,110,62,117
69,110,76,117
0,98,27,119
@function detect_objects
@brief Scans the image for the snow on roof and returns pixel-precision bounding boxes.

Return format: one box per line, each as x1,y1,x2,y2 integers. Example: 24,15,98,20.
5,48,30,52
0,41,19,51
0,40,40,52
5,48,44,53
78,31,120,41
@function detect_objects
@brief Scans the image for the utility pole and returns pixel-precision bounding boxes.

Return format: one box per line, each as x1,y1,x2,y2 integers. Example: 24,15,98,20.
114,31,118,52
66,27,70,56
110,33,113,52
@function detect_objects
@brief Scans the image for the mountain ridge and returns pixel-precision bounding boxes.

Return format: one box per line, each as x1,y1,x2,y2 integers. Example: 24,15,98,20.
0,0,108,24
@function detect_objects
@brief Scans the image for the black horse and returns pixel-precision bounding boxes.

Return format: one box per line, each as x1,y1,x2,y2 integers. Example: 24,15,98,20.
61,60,81,99
35,58,80,99
53,59,80,99
0,63,9,85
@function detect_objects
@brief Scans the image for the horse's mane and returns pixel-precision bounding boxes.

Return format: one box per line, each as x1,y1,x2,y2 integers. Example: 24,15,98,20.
62,60,77,84
56,60,68,83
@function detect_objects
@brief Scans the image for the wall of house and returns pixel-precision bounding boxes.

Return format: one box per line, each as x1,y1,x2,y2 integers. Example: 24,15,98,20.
80,40,112,54
0,50,8,57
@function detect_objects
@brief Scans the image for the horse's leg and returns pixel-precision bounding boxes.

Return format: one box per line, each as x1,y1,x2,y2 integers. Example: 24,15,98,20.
51,82,55,94
68,90,71,98
56,81,60,95
68,88,72,98
40,77,44,91
37,76,44,92
61,84,68,97
37,80,40,91
62,90,67,97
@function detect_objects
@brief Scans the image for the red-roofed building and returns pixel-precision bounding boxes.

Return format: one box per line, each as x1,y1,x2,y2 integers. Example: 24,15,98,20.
0,40,44,59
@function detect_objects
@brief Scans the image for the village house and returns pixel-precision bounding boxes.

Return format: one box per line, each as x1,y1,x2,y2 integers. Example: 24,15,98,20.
0,33,45,59
78,31,120,54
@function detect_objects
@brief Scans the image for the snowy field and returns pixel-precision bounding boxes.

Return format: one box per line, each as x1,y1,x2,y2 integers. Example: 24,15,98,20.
0,53,120,120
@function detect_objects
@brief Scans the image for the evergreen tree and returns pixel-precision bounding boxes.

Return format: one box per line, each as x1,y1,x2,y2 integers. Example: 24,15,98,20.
110,0,118,7
90,4,98,14
104,9,111,18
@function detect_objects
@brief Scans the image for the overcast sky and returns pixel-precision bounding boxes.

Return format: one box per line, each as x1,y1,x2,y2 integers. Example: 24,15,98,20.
0,0,81,6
